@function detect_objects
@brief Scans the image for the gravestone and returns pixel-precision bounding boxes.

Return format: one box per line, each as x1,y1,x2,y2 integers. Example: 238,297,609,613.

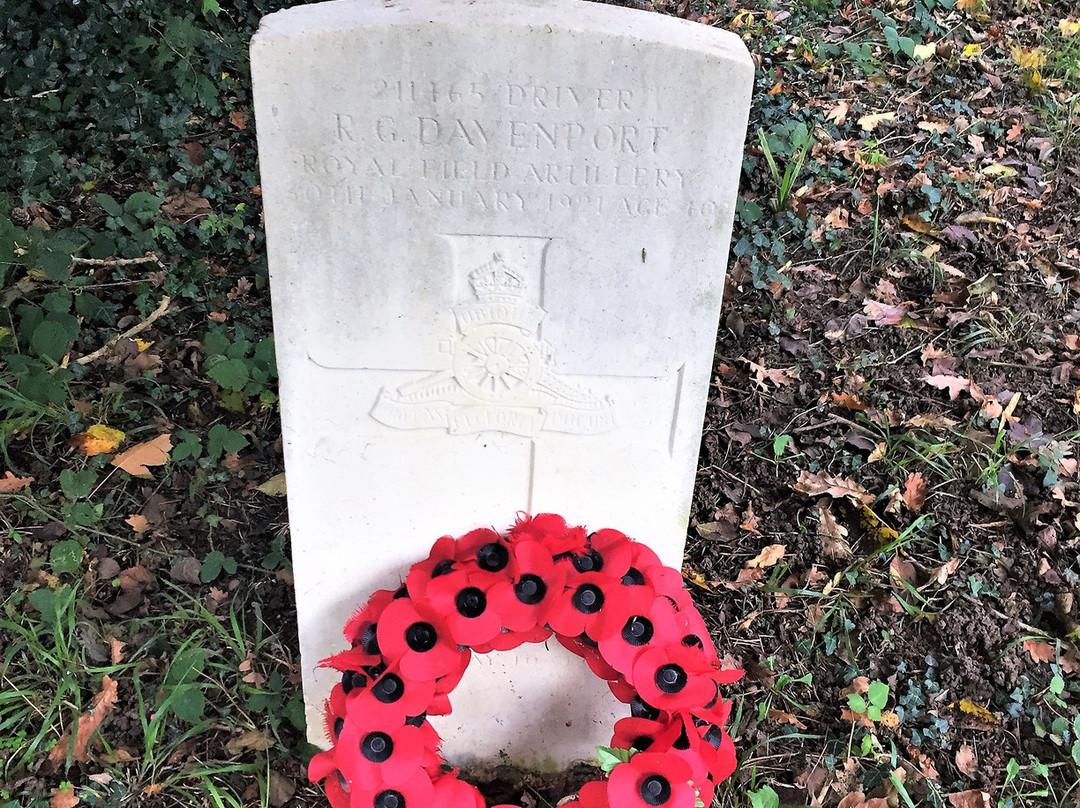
251,0,752,770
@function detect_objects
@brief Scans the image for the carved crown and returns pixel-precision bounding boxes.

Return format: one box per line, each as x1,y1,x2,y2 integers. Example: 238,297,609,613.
469,253,526,301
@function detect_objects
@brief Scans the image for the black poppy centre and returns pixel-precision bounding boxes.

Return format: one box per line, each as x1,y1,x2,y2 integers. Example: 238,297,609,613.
640,774,672,806
622,616,654,646
514,573,547,604
572,583,605,614
361,731,394,763
404,621,438,652
655,663,688,694
455,587,487,618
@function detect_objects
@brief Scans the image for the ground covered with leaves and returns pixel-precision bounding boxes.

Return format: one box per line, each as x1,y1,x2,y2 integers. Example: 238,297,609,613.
1,0,1078,806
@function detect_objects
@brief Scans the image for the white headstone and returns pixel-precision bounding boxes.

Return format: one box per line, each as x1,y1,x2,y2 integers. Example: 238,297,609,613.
252,0,752,770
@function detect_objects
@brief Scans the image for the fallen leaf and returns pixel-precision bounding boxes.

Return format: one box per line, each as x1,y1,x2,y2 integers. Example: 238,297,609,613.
143,784,163,796
125,514,149,533
767,707,807,728
912,42,936,61
170,556,203,585
0,471,34,493
958,699,997,724
112,434,172,476
256,472,288,496
161,191,211,219
930,558,960,585
746,544,786,569
269,771,297,807
46,675,118,767
108,637,126,665
794,470,873,504
890,555,917,585
1022,639,1055,663
50,785,79,808
955,744,978,776
226,729,275,755
922,374,971,400
827,100,849,125
1060,18,1080,36
831,392,867,411
229,109,250,130
946,790,989,808
902,472,928,512
69,424,125,456
858,111,896,131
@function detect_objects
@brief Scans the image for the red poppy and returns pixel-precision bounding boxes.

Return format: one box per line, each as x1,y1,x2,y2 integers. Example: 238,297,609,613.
546,571,633,640
345,768,436,808
323,772,350,808
376,598,467,680
405,536,459,600
595,595,683,676
473,624,552,653
423,569,503,646
631,645,719,711
607,752,696,808
487,540,566,633
432,774,486,808
569,528,634,581
625,542,685,600
342,588,396,660
695,722,737,784
507,512,588,554
576,780,611,808
337,722,427,790
345,668,436,725
610,715,677,753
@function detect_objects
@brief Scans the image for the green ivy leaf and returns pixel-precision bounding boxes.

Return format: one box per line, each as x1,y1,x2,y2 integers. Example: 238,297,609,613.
30,312,80,362
202,0,222,15
749,786,779,808
847,693,867,714
200,550,237,582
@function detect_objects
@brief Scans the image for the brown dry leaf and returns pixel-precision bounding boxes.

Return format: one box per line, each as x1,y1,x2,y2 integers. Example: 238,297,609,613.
229,109,250,130
142,784,163,796
108,637,126,665
826,100,849,125
864,299,913,326
905,412,959,429
958,699,997,724
955,744,978,776
125,514,149,533
767,707,807,729
902,472,928,512
946,791,989,808
793,470,873,504
746,544,786,569
879,710,899,728
859,111,896,131
269,771,297,808
930,558,960,585
890,555,917,585
226,729,275,755
749,361,798,389
161,191,211,219
47,675,118,767
922,374,971,400
740,503,761,535
1023,639,1055,663
50,785,80,808
842,707,876,729
831,392,867,411
239,653,267,687
69,424,125,456
256,472,287,496
112,434,172,476
0,471,34,493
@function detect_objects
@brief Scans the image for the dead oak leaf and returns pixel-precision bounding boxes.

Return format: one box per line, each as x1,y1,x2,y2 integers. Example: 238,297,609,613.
112,434,172,476
922,374,972,400
767,707,807,729
46,674,118,767
0,471,34,493
864,299,913,326
930,558,960,585
226,729,275,755
1022,639,1055,663
955,744,978,776
161,191,211,219
793,470,873,504
902,471,928,512
50,785,80,808
746,544,786,569
946,791,990,808
125,513,149,533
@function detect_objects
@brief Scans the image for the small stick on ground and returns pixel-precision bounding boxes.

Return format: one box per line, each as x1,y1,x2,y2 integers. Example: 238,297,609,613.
74,295,172,367
69,252,166,271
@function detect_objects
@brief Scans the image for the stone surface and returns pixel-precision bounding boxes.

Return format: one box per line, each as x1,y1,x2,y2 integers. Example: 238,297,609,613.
251,0,752,769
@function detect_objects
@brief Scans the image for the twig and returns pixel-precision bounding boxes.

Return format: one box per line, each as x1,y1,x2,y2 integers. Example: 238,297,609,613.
70,252,165,271
74,295,172,366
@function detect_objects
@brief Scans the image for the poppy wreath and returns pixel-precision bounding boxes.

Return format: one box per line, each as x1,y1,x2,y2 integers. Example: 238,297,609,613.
309,513,741,808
